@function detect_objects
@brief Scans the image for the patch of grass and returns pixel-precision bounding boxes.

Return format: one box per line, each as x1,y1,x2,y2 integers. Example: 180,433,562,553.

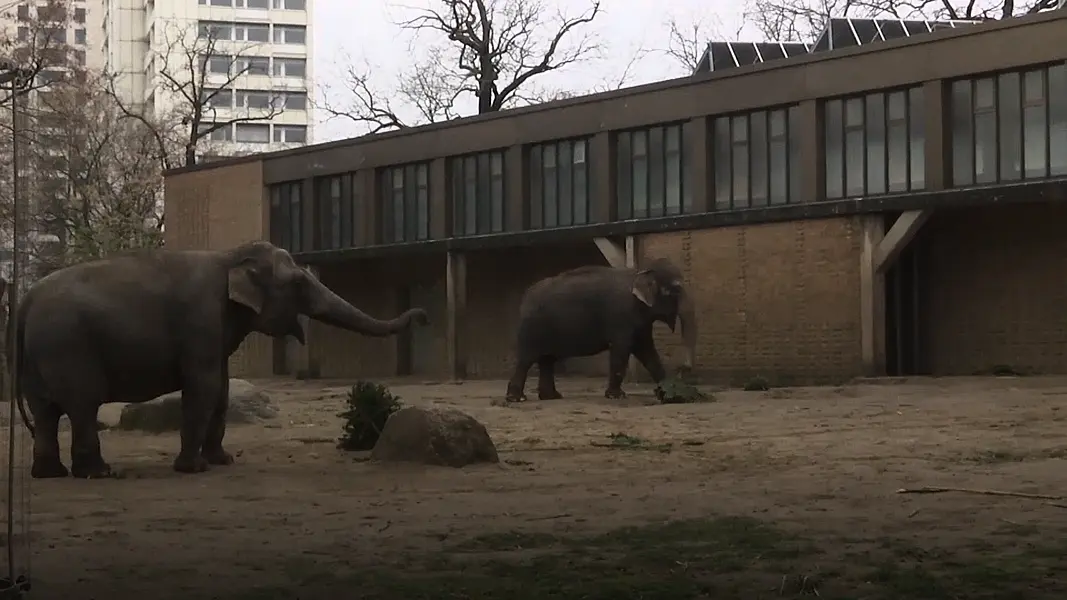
337,380,402,451
656,377,714,404
590,432,673,453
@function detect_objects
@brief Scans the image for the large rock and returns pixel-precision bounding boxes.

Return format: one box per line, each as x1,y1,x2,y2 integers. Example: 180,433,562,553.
370,406,499,468
116,379,278,433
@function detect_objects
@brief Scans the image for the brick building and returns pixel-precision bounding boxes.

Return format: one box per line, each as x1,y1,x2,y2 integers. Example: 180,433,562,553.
164,11,1067,386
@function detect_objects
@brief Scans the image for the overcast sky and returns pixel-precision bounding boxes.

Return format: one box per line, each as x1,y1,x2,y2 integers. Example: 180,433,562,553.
310,0,756,143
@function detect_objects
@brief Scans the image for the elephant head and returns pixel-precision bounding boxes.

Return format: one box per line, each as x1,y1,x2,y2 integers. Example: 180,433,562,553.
631,258,697,370
225,241,429,343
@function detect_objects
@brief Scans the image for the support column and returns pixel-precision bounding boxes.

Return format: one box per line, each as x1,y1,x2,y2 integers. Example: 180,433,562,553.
859,216,887,376
446,250,467,380
875,210,932,274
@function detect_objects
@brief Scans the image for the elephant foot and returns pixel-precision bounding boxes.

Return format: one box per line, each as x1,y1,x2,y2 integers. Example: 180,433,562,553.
492,393,527,407
31,457,69,479
202,447,235,466
173,454,209,474
70,458,113,480
537,389,563,400
604,388,627,400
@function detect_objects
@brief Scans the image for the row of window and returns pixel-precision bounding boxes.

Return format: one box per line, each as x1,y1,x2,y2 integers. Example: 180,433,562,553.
15,3,83,23
269,62,1067,252
202,54,307,78
198,21,307,45
199,0,306,9
16,26,87,46
200,122,307,144
202,88,307,111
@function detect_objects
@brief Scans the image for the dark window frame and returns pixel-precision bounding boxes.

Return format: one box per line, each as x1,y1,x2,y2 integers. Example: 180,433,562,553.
269,181,303,252
950,62,1067,186
529,137,590,229
823,86,925,200
379,163,430,244
713,105,802,209
615,123,687,220
449,149,506,236
313,174,358,250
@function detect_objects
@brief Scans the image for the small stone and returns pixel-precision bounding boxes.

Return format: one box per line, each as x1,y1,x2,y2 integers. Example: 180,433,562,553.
370,406,499,468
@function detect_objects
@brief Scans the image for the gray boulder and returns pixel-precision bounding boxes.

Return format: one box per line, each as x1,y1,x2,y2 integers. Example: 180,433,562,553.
370,406,499,468
116,379,278,433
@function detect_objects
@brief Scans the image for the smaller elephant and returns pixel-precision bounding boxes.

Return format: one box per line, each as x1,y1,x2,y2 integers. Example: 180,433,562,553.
504,258,697,403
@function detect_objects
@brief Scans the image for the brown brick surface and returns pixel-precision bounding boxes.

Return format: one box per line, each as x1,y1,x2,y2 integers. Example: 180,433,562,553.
640,217,865,386
164,161,272,378
923,203,1067,375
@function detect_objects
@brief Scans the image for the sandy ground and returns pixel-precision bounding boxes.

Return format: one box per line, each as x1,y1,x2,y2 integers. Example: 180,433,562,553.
4,375,1067,599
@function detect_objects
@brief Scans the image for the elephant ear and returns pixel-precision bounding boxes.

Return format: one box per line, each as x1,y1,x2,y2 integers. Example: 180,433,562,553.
228,264,263,313
631,269,657,307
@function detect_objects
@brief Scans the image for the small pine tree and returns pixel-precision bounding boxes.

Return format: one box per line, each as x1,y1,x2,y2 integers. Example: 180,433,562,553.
337,380,402,451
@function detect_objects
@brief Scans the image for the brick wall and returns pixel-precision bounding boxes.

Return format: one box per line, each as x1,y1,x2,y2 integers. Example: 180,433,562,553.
640,217,865,386
924,203,1067,375
164,160,273,378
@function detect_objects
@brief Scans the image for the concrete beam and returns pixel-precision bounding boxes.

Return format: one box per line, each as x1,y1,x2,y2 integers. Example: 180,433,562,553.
859,216,887,377
446,250,467,381
874,210,931,274
594,237,627,268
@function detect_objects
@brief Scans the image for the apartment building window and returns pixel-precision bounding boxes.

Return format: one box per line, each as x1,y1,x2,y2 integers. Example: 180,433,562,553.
235,123,270,143
380,163,430,243
16,4,29,21
236,56,269,76
951,65,1067,185
714,106,802,208
824,87,924,199
203,54,232,75
449,151,505,236
37,70,64,86
74,7,85,22
198,21,232,40
198,123,233,141
202,88,233,109
72,50,86,66
273,0,306,9
235,90,272,110
235,23,269,42
200,0,233,5
74,29,86,45
45,28,66,44
616,124,686,220
270,181,304,252
239,0,270,8
274,125,307,143
273,25,306,44
314,175,356,250
277,91,307,110
529,138,589,228
16,27,28,42
273,58,306,78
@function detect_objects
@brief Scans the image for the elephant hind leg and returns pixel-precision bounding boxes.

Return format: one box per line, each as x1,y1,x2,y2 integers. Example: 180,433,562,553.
67,401,111,479
536,357,563,400
30,401,68,479
504,354,535,403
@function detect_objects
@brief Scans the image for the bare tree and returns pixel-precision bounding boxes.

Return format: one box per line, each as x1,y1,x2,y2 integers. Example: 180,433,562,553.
106,21,285,168
659,15,731,74
320,0,604,133
743,0,1061,44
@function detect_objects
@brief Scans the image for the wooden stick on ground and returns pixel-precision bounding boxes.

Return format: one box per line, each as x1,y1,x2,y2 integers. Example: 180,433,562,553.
896,486,1064,501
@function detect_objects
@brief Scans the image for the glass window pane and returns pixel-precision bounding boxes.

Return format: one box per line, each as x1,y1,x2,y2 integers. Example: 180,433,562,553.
665,126,682,215
731,116,749,207
476,153,491,233
558,142,573,226
713,118,732,209
632,131,649,218
998,72,1022,181
544,144,558,227
417,165,429,239
750,112,768,206
451,159,464,236
788,105,801,202
908,87,925,190
844,98,865,197
768,110,788,205
1023,70,1047,179
951,80,975,186
865,94,887,195
1050,64,1067,176
573,141,588,224
825,100,844,199
490,152,504,232
615,133,632,220
648,127,665,217
404,164,417,241
464,156,477,234
887,92,908,192
974,78,997,183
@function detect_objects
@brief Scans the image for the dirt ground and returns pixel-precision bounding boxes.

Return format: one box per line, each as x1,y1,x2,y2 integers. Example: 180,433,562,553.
5,375,1067,599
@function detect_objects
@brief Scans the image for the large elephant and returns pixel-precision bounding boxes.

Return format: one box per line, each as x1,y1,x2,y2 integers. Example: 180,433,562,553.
503,258,696,403
11,240,429,479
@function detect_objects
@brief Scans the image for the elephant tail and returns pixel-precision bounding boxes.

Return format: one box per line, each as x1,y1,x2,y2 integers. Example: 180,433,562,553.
6,297,34,437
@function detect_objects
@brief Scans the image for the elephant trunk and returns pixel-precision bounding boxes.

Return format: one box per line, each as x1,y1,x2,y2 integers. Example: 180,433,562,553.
678,288,697,370
304,276,424,337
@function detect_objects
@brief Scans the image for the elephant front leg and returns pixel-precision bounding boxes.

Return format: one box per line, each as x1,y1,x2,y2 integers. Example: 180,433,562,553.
632,336,668,402
173,369,221,474
501,354,535,405
69,404,112,479
536,358,563,400
30,401,68,479
201,376,234,466
604,339,633,399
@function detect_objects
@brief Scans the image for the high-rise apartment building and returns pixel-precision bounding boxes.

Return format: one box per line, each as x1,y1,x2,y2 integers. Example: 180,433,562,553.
98,0,313,158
